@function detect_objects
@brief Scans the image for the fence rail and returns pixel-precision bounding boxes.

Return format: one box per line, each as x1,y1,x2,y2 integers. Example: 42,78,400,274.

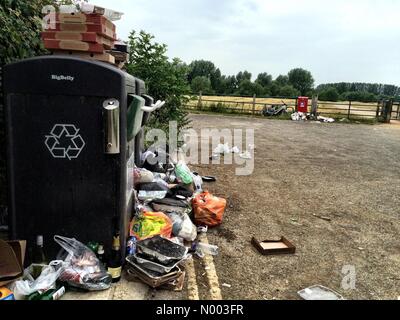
185,94,397,121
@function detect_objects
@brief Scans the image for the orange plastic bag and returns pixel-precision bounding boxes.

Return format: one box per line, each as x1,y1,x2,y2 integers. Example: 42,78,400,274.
192,192,227,227
130,212,173,240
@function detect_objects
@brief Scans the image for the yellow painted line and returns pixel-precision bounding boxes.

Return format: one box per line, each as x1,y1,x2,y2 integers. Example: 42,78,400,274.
186,256,200,300
199,234,222,300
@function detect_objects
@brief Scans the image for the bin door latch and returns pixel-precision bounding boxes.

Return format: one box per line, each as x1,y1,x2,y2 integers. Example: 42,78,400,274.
103,98,120,154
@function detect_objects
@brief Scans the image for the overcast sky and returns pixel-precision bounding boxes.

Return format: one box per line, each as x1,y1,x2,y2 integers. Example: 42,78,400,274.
93,0,400,86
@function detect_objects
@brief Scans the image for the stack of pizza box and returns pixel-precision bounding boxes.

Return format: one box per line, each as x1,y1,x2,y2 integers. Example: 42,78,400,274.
41,11,127,67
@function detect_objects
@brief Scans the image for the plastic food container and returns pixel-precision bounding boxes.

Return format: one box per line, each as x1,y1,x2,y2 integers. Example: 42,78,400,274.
136,236,189,265
126,253,186,274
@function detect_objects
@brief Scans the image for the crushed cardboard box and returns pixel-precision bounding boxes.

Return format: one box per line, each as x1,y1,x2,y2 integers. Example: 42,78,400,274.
0,240,26,287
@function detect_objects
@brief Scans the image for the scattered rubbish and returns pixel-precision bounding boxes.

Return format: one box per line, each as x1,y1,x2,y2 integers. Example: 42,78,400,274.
291,112,307,121
130,212,173,241
138,190,168,201
239,151,252,160
213,143,231,155
150,198,191,214
197,226,208,234
252,237,296,256
79,2,124,21
313,214,332,222
202,176,217,183
0,287,15,300
192,173,203,192
11,261,64,299
166,212,197,241
231,146,240,154
193,242,219,258
126,237,137,256
126,263,183,289
133,168,154,186
55,236,112,291
126,253,188,275
0,240,26,287
192,192,227,227
317,116,335,123
136,236,189,265
209,154,220,160
298,285,345,300
175,161,194,185
222,283,232,288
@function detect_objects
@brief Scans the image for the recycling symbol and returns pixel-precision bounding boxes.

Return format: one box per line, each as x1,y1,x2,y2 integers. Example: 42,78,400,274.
45,124,86,160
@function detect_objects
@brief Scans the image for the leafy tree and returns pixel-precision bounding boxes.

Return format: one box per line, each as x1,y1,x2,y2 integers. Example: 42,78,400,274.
275,75,289,87
126,30,190,134
340,91,377,103
318,87,339,101
220,75,238,94
268,82,281,96
288,68,314,96
187,60,222,92
235,79,264,96
255,72,273,88
236,71,252,85
191,76,213,94
279,85,300,97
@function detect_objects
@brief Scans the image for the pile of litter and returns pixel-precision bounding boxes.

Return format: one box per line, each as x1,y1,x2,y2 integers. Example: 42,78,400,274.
291,112,335,123
210,143,255,160
125,146,227,290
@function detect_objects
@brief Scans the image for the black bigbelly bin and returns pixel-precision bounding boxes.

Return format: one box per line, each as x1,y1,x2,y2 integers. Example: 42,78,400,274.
3,56,154,262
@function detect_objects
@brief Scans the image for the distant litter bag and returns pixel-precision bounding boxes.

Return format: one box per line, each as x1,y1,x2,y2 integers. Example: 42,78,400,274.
130,212,173,241
192,192,227,227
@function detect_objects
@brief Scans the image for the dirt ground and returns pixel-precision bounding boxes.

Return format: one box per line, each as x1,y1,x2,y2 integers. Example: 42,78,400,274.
188,113,400,300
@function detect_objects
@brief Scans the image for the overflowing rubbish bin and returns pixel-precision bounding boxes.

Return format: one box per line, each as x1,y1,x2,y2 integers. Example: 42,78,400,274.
3,56,159,261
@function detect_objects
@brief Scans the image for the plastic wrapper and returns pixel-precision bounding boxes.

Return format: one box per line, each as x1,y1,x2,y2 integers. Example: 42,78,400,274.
133,168,154,187
194,242,219,258
130,212,173,241
175,161,193,185
54,236,112,291
10,261,64,300
167,212,197,241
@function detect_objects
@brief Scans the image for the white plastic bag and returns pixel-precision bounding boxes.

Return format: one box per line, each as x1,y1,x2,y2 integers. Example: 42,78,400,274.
11,261,64,300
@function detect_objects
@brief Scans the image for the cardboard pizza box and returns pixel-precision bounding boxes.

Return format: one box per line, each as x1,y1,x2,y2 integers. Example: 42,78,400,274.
47,23,116,40
43,39,107,53
0,240,26,287
41,31,114,49
51,51,116,65
56,13,116,31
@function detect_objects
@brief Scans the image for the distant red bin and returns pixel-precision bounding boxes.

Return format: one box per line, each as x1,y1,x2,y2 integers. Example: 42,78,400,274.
297,97,309,113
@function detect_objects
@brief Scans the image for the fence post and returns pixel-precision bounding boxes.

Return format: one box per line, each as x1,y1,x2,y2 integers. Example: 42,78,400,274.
376,101,380,119
311,95,318,116
197,91,202,109
348,101,352,119
252,94,256,116
396,103,400,120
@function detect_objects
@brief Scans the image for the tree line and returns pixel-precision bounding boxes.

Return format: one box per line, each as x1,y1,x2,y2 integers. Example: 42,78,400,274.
187,60,400,103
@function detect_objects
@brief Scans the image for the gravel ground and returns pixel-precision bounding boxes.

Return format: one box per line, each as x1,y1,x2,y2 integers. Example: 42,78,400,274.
188,113,400,300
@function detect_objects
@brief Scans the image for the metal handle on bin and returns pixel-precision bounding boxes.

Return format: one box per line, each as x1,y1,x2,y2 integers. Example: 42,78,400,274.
103,98,120,154
141,100,165,113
